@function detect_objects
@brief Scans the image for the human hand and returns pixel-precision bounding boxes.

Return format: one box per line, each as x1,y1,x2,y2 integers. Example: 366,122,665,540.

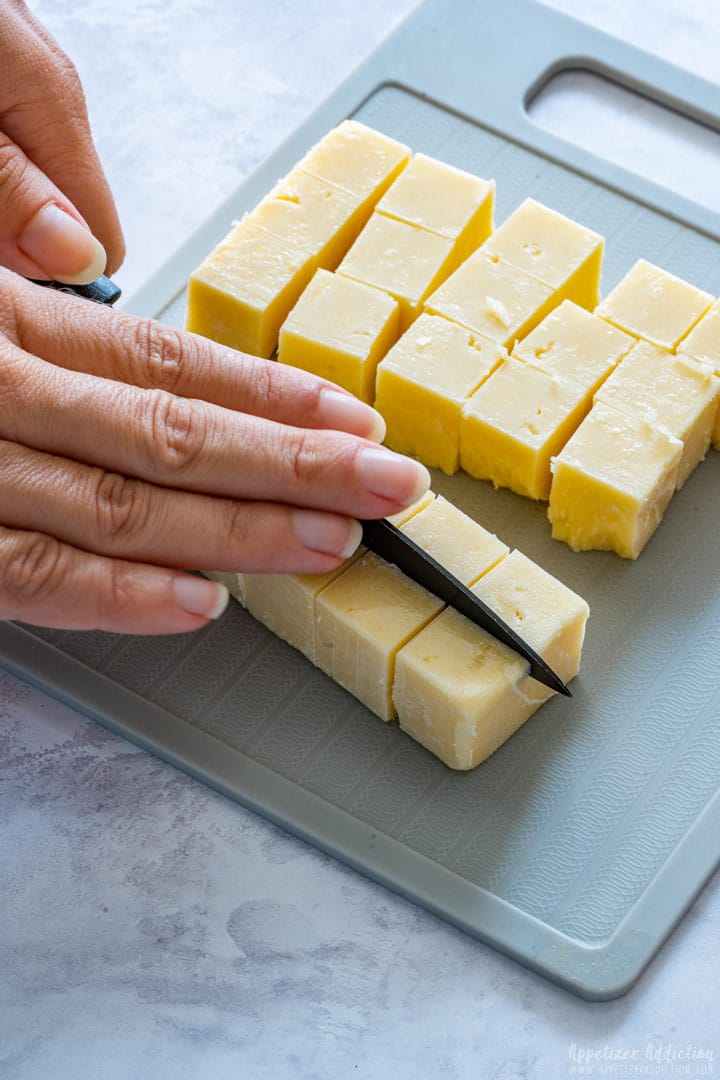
0,271,429,635
0,1,124,284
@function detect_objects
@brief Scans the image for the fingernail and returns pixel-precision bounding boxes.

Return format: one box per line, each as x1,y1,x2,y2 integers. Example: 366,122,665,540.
173,575,229,620
18,202,107,285
292,509,363,559
357,447,431,503
319,389,386,443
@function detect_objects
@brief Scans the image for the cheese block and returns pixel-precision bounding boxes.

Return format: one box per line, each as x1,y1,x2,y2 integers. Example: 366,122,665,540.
481,198,604,310
298,120,410,217
376,153,494,263
424,250,557,350
374,313,506,474
548,401,683,559
245,170,371,270
460,357,593,500
337,212,458,331
677,297,720,449
595,259,713,351
594,341,720,488
186,220,315,358
400,494,509,585
393,550,589,770
512,300,634,394
277,268,401,403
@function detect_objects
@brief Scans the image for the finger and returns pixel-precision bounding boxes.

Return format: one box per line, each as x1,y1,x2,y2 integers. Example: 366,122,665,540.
0,344,429,517
0,439,363,573
0,525,229,635
3,277,386,440
0,4,125,273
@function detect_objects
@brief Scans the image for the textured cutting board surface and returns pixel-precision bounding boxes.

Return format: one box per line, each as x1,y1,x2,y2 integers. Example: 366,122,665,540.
2,2,719,1000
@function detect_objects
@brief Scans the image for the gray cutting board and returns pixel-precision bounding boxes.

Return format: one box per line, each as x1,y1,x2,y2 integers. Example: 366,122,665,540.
2,0,720,1000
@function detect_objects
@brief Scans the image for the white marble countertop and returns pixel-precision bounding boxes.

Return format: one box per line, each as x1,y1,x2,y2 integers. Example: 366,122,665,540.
2,2,720,1078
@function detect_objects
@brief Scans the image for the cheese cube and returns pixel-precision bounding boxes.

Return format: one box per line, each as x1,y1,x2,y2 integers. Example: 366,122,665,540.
677,297,720,449
548,401,682,559
374,314,506,474
595,259,712,351
424,251,556,350
460,357,593,500
203,570,246,604
376,153,494,262
298,120,410,217
337,213,458,331
277,268,401,403
186,220,315,358
245,170,370,270
594,341,720,488
481,198,604,310
400,494,509,585
386,490,437,527
512,300,634,394
393,550,589,770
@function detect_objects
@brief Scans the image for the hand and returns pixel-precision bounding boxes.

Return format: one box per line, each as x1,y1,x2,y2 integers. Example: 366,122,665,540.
0,272,429,635
0,1,124,283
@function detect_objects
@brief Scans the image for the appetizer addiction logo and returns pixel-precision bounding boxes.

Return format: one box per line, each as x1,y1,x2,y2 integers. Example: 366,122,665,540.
567,1041,715,1076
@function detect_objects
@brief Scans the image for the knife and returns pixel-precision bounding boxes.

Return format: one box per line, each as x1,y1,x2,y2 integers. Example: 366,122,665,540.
30,275,122,306
361,517,571,697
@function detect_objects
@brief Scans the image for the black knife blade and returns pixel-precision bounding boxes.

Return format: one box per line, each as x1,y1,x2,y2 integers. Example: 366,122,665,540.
361,517,571,697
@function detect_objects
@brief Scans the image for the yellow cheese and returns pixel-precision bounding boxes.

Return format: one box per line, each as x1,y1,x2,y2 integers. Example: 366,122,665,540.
512,299,634,394
481,198,604,310
460,357,593,500
245,170,370,270
595,259,713,351
424,250,556,350
400,494,509,585
186,220,315,358
337,213,458,331
277,268,401,403
298,120,410,216
386,489,437,527
376,153,494,263
374,313,506,474
594,341,720,488
548,401,683,559
677,297,720,449
393,550,589,770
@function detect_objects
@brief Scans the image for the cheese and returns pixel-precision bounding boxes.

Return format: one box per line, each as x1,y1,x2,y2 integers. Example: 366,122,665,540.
245,170,370,270
203,570,247,604
595,259,713,351
460,357,593,500
677,297,720,449
400,494,509,585
424,250,556,350
594,341,720,488
548,401,683,559
374,313,506,474
298,120,410,216
512,299,634,394
337,213,458,331
376,153,494,263
393,550,589,770
186,220,315,358
481,198,604,310
277,268,401,403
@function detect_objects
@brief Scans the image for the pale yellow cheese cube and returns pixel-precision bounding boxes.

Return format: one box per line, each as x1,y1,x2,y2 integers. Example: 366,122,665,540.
277,268,401,403
374,314,506,474
298,120,410,217
386,489,436,527
512,300,634,394
376,153,494,262
677,297,720,449
594,341,720,488
595,259,713,351
400,494,509,586
337,213,458,331
245,170,370,270
393,550,589,770
481,198,604,310
460,357,593,500
548,401,682,559
186,221,315,358
424,251,556,350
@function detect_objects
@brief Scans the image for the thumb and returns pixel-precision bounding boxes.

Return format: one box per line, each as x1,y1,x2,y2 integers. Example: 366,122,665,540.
0,131,107,285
